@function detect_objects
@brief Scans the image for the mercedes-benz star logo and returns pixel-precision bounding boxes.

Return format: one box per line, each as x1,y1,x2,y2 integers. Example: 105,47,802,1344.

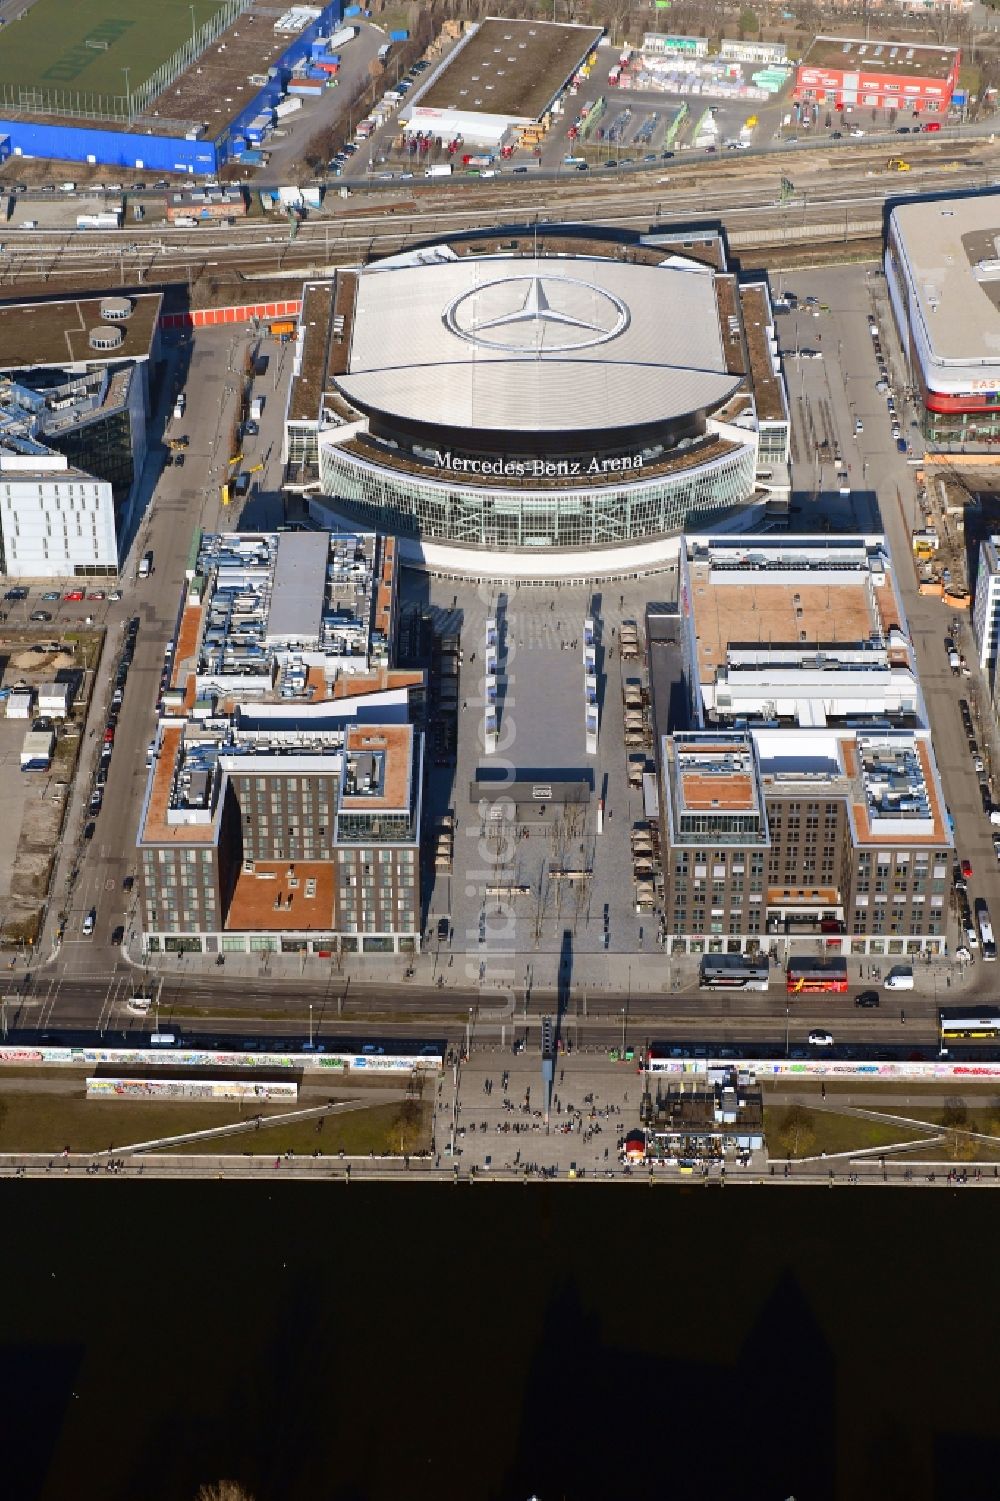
444,273,630,354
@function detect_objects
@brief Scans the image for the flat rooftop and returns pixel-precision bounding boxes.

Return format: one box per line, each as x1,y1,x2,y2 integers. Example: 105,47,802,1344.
686,538,903,682
801,35,958,80
755,729,951,849
266,532,329,644
890,196,1000,368
411,17,604,121
289,282,335,424
740,283,787,425
0,293,161,370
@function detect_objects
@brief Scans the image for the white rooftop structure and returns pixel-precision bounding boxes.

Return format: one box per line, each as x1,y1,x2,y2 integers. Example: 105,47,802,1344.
339,256,740,434
887,196,1000,396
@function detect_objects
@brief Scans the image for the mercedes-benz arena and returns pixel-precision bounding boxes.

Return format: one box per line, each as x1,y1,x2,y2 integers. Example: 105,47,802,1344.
285,227,789,578
887,196,1000,446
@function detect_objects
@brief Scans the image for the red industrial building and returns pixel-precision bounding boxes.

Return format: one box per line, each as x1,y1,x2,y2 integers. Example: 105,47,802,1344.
794,36,960,114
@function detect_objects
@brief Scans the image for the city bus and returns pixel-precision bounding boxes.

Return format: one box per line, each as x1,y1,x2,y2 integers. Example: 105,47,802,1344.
699,956,770,991
939,1007,1000,1043
786,957,849,995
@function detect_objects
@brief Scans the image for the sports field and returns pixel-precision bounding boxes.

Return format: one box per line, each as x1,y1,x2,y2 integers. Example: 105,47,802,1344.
0,0,228,103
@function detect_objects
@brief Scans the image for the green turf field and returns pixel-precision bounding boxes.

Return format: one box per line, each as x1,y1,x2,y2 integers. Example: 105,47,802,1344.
0,0,228,105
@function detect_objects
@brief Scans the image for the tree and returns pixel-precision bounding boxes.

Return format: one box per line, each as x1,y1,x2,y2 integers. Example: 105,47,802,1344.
773,1103,816,1159
739,7,759,34
196,1484,256,1501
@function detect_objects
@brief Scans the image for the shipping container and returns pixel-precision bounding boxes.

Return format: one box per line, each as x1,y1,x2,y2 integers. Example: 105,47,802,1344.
328,25,360,47
389,29,409,41
275,97,303,119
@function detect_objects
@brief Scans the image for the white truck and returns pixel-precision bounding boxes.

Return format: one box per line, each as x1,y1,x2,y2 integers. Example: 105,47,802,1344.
425,163,453,178
250,395,264,421
174,392,186,421
275,97,303,120
328,25,360,47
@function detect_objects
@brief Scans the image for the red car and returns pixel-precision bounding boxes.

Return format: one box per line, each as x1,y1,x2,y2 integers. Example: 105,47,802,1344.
62,589,84,601
87,590,106,601
923,121,941,132
961,859,973,878
103,727,115,744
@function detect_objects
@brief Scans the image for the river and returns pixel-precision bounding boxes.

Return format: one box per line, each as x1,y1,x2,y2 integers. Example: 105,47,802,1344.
3,1183,997,1501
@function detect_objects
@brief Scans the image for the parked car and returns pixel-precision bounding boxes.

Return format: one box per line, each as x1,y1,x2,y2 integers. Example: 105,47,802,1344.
29,610,52,622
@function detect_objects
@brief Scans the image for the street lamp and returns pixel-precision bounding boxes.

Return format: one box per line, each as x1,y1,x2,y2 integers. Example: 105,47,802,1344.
122,66,131,121
189,4,197,50
308,1001,314,1049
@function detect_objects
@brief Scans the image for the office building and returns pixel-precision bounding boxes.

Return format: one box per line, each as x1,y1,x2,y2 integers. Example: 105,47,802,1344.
136,528,427,957
658,537,952,957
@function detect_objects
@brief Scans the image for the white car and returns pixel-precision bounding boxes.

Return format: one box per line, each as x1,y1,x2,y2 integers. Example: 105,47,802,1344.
808,1030,834,1047
855,418,864,434
82,908,96,937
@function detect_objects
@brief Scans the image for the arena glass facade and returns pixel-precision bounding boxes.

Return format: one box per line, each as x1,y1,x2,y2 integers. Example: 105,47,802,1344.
318,436,759,551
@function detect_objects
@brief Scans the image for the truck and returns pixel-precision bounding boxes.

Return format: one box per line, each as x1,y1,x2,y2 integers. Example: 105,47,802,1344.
250,395,264,421
138,551,153,579
76,212,121,230
174,393,186,420
425,163,452,177
377,42,392,62
328,25,360,47
275,97,303,119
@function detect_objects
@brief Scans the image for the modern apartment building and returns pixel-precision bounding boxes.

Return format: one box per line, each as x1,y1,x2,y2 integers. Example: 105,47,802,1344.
659,537,953,958
136,528,426,958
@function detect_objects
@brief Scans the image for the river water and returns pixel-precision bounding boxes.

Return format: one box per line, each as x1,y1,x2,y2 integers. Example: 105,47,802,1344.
3,1183,998,1501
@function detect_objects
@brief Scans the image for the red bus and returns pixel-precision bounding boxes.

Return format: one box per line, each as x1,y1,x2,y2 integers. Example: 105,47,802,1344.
786,957,848,995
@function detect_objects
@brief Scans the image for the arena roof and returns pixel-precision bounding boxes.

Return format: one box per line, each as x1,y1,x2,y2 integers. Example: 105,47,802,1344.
337,255,740,434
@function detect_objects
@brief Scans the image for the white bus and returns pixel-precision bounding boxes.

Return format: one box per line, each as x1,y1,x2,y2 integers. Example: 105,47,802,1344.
699,956,769,991
976,898,996,961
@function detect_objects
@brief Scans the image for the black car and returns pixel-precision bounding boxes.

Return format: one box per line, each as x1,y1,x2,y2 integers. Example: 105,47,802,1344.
831,130,843,139
4,587,28,601
436,917,450,941
855,991,880,1008
111,926,125,946
83,821,96,840
896,126,911,134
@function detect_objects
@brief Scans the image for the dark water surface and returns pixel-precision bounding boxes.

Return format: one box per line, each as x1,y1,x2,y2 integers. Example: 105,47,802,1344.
2,1184,998,1501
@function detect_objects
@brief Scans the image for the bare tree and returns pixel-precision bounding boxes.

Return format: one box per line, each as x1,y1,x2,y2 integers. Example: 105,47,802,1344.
196,1484,256,1501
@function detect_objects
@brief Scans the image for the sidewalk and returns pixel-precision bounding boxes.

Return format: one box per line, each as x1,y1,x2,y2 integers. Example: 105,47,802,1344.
84,938,977,1006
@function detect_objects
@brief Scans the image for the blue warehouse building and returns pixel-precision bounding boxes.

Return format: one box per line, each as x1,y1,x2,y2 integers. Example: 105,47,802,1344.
0,1,341,175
